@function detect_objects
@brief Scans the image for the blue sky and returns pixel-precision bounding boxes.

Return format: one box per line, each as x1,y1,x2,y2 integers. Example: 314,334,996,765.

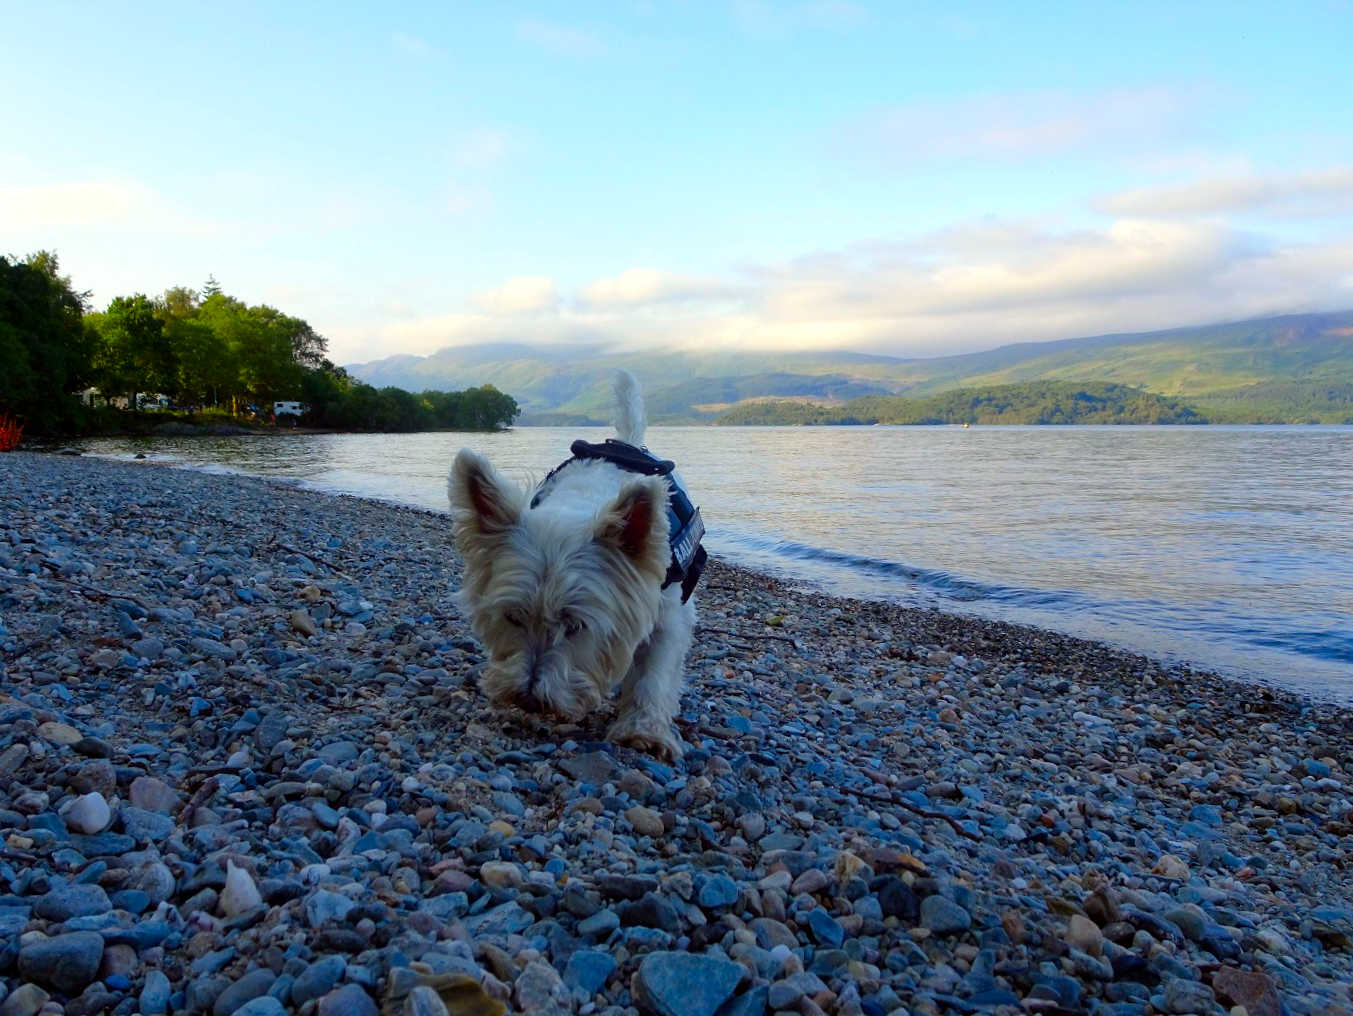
5,1,1353,363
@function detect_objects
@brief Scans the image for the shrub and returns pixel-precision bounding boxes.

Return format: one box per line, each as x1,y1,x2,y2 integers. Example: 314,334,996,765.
0,414,23,451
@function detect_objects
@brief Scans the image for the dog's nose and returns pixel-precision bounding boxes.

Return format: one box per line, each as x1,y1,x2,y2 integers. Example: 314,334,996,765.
514,689,543,713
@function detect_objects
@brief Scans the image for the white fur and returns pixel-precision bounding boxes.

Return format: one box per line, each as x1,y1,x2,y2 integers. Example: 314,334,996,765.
447,373,695,758
613,369,646,446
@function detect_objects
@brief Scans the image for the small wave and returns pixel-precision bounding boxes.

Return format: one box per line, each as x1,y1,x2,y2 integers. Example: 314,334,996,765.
717,530,1093,608
714,530,1353,670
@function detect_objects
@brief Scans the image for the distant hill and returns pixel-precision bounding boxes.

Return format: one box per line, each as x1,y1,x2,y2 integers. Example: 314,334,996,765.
347,310,1353,424
715,382,1207,426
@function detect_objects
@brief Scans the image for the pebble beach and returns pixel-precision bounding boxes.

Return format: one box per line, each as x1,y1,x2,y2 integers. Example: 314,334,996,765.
1,451,1350,1016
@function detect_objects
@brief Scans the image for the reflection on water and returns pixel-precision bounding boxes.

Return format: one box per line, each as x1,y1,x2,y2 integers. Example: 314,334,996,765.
79,425,1353,702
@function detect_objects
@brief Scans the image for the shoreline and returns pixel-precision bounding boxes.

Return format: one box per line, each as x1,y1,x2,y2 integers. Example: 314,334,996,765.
2,451,1350,1016
69,441,1353,711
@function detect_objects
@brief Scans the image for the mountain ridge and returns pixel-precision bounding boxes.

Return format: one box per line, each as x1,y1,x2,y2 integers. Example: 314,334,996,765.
346,310,1353,423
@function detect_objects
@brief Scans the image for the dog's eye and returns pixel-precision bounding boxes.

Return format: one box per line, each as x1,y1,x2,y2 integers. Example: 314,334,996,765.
504,609,526,628
563,615,585,637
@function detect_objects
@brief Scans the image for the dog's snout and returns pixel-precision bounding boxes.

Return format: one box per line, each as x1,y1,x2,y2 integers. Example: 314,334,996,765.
514,688,543,712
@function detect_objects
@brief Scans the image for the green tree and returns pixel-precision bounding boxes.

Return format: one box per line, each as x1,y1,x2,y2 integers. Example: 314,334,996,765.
236,304,303,405
195,293,254,409
0,251,95,430
92,294,174,409
171,317,236,407
458,385,519,429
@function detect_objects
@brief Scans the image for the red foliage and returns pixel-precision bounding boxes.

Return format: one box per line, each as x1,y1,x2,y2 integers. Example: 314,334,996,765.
0,415,23,452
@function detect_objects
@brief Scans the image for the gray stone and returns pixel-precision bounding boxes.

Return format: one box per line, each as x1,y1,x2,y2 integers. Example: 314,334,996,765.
514,958,569,1014
129,776,179,813
214,969,278,1016
186,977,230,1014
34,884,111,921
139,970,171,1015
619,892,680,933
0,984,50,1016
697,874,739,909
717,987,769,1016
62,793,111,835
69,760,116,796
1164,904,1208,942
130,637,165,660
255,711,291,751
1162,977,1216,1014
749,917,799,950
419,893,468,921
17,931,105,995
291,955,346,1006
577,909,620,938
130,860,176,904
563,949,616,996
120,805,176,843
268,975,295,1004
634,952,742,1016
192,637,237,660
233,1000,287,1016
920,895,972,935
559,752,622,785
305,889,356,928
317,741,360,766
317,983,378,1016
768,972,829,1009
72,737,112,758
404,986,450,1016
463,901,533,937
68,831,136,855
807,908,844,947
737,813,766,841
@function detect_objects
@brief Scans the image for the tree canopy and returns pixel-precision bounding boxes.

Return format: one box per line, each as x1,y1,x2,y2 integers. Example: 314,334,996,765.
0,254,519,435
0,252,95,431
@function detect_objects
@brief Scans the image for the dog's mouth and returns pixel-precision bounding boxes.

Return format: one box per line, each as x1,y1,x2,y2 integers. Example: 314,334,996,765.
499,673,595,721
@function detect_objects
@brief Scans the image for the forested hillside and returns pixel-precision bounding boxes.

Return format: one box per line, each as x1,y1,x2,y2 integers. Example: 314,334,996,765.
714,382,1209,426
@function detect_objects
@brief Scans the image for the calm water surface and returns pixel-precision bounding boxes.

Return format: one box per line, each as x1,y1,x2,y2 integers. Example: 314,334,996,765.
80,426,1353,703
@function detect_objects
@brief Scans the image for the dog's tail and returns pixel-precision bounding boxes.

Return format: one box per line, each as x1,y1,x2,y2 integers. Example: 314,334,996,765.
613,369,647,446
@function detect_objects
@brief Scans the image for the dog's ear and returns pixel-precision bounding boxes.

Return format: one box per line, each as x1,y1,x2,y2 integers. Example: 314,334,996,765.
596,477,670,576
448,449,521,541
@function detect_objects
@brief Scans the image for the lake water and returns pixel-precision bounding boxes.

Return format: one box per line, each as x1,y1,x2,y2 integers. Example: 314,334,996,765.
78,426,1353,703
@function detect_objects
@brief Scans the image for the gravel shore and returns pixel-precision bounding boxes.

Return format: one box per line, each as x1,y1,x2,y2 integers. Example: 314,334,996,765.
2,451,1350,1016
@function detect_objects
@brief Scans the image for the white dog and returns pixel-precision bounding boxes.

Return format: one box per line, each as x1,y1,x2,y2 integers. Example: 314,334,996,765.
448,371,704,759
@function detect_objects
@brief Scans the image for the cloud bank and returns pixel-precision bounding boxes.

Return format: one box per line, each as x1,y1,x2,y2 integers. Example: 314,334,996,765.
341,208,1353,361
1100,166,1353,218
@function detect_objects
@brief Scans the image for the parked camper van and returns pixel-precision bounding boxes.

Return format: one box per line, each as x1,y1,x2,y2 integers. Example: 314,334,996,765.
273,401,307,418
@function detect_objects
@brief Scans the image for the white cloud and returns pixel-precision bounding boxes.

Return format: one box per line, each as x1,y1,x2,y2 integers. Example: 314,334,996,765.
837,86,1199,166
473,276,560,315
1100,166,1353,218
335,218,1353,363
578,267,741,308
516,19,605,57
0,178,219,234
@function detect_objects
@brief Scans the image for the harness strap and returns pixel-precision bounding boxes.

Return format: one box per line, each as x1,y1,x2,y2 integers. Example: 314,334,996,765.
569,438,674,476
531,438,707,603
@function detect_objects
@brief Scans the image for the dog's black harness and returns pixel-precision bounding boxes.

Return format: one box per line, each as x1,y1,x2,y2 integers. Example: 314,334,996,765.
531,438,707,602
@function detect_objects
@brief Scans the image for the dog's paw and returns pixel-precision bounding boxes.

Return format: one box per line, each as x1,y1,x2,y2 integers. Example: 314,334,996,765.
607,716,684,761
